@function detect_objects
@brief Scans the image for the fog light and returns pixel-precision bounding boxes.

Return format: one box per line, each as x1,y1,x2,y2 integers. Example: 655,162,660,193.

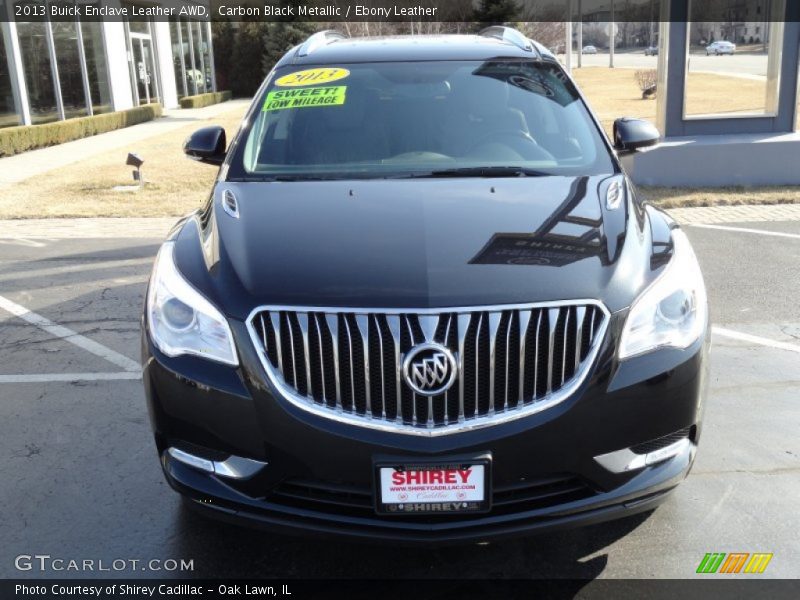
166,447,268,480
594,438,693,473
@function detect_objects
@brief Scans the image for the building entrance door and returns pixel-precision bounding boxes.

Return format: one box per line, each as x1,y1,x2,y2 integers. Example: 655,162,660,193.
131,37,157,105
125,16,161,107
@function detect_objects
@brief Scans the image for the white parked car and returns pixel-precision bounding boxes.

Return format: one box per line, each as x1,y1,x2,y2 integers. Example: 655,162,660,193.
706,41,736,55
582,45,598,54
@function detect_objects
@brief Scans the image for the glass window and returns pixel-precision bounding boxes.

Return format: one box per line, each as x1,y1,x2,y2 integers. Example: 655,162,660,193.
123,3,151,35
16,21,59,124
179,19,196,95
192,21,208,94
51,20,88,118
0,26,21,128
232,60,614,181
128,20,150,35
169,18,186,98
685,0,784,118
200,22,213,92
81,21,112,114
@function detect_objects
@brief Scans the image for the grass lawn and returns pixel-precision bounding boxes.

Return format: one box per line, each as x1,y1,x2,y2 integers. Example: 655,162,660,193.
572,67,659,135
638,185,800,208
571,67,772,135
0,68,797,219
685,70,769,117
0,107,246,219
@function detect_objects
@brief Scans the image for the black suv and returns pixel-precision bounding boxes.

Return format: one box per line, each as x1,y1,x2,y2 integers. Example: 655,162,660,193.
142,28,709,543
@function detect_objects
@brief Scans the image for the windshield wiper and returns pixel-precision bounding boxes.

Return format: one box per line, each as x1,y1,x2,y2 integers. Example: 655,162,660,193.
262,174,345,182
411,166,551,179
233,167,552,182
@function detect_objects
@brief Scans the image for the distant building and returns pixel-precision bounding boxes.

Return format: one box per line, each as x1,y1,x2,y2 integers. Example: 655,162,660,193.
0,0,216,129
706,0,772,43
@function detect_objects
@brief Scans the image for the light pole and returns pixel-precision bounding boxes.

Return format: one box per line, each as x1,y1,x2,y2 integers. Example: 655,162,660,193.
577,0,583,68
650,0,656,47
565,0,573,73
565,20,573,72
609,0,615,68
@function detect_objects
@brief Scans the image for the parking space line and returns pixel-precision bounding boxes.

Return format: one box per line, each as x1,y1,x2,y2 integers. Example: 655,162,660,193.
0,238,50,248
0,294,141,372
692,224,800,240
713,326,800,354
0,372,141,383
0,257,152,282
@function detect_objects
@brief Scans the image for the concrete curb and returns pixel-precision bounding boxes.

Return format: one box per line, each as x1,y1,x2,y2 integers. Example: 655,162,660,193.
667,203,800,225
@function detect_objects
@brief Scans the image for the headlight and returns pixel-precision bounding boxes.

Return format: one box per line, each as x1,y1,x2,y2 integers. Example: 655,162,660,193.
146,242,239,366
619,229,707,359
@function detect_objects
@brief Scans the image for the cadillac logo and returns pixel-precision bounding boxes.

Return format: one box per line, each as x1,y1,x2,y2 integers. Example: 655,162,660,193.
402,343,457,396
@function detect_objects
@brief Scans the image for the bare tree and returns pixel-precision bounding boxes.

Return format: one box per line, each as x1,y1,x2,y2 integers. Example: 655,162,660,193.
516,2,565,51
516,21,565,51
634,69,657,99
436,0,476,32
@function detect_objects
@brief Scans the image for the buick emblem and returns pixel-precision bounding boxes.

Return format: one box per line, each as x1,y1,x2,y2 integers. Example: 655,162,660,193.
402,343,457,396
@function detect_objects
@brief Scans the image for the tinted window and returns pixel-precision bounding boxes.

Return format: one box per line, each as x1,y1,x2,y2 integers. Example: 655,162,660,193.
16,21,59,124
81,21,112,115
230,60,614,180
0,25,20,128
52,21,88,119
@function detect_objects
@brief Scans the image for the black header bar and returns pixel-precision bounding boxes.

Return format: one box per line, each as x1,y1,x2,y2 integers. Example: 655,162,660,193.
1,0,798,23
3,579,800,600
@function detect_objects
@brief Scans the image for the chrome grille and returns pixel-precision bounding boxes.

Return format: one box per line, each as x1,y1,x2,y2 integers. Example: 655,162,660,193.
247,301,608,436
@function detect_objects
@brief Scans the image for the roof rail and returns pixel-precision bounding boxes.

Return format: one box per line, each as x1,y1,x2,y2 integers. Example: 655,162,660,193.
479,26,535,54
530,39,556,60
297,30,348,57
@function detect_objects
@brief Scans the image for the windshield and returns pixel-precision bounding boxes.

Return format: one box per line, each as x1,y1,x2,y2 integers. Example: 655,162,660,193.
228,59,615,181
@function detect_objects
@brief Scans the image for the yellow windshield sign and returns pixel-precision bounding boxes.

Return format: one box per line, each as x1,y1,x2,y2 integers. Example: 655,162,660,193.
263,86,347,111
275,67,350,87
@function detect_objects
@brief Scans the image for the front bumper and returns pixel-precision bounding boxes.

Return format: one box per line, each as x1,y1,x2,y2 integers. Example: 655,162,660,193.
142,314,708,543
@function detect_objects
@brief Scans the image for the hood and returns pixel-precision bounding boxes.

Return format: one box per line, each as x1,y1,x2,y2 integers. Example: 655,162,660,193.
173,176,659,321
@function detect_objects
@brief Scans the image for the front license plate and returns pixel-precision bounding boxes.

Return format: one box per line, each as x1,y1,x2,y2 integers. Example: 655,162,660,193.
375,461,490,515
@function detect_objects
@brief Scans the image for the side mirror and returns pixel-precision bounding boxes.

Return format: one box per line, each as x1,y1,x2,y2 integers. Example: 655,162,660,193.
613,118,660,153
183,126,226,165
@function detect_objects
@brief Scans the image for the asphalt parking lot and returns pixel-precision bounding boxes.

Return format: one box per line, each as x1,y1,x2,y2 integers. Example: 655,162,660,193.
0,216,798,580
